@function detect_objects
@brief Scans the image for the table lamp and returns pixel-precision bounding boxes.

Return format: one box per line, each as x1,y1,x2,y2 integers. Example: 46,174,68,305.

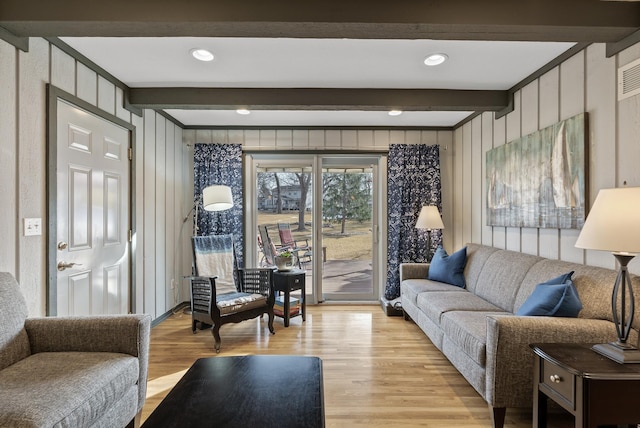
415,205,445,261
575,187,640,363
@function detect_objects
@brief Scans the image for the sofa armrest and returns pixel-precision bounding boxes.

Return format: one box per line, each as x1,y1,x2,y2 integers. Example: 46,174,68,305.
400,263,430,281
25,314,151,412
484,315,621,409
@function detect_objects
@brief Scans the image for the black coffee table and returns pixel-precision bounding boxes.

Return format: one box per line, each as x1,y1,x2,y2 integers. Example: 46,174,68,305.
142,355,325,428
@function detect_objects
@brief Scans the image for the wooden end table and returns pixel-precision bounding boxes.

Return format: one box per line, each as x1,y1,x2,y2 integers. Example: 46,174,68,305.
273,269,306,327
531,343,640,428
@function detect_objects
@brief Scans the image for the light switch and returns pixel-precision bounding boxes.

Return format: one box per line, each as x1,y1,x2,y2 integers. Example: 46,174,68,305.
24,218,42,236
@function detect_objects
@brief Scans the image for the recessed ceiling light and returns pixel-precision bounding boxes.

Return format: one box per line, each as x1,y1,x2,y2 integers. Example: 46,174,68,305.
236,108,251,115
190,48,214,62
388,110,403,116
424,53,448,66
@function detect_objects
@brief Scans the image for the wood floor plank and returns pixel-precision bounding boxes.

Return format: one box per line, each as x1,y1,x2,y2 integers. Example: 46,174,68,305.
143,305,573,427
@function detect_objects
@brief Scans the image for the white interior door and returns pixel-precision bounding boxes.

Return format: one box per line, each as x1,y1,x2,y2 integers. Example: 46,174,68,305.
55,99,131,316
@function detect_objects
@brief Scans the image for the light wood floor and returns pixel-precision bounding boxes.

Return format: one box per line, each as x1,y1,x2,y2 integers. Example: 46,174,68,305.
143,304,574,427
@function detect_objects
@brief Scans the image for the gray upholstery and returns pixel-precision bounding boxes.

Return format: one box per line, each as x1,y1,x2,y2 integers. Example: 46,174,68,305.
400,244,640,416
0,272,151,428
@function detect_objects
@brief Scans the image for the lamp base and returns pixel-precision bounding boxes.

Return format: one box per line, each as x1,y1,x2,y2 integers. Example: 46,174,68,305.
592,342,640,364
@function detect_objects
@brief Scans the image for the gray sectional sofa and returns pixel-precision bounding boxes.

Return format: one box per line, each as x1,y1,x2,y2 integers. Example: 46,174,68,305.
0,272,151,427
400,243,640,428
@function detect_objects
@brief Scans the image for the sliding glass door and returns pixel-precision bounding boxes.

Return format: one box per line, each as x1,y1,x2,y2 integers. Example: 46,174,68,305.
245,154,384,303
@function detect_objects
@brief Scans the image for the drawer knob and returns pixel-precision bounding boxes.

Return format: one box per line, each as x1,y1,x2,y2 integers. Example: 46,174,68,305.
549,374,562,383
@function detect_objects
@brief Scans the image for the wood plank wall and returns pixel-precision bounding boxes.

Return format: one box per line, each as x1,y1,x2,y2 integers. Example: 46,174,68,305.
451,43,640,275
0,38,190,319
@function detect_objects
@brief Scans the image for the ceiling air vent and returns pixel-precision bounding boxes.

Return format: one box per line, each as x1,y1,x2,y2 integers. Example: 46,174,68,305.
619,57,640,101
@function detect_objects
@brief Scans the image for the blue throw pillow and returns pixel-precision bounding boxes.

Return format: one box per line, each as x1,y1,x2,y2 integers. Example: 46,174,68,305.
427,246,467,288
516,272,583,317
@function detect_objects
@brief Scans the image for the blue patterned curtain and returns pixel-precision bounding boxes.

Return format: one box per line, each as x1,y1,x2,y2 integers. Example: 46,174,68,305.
385,144,442,299
193,143,244,267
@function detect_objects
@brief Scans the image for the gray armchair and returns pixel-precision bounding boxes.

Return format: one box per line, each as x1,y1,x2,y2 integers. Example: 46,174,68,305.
0,272,151,428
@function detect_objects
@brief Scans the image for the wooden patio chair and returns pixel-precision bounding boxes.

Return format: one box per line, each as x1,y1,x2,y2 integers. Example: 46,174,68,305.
277,223,312,267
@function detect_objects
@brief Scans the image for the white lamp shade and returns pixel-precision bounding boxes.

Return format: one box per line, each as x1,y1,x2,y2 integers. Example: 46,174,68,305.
575,187,640,254
202,185,234,212
415,206,444,230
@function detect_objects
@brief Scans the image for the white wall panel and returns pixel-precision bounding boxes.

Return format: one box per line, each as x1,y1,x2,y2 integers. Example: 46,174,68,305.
0,41,17,276
492,115,506,249
308,130,324,149
115,88,130,123
50,45,75,95
584,44,616,269
357,130,374,149
276,129,293,148
97,76,115,115
155,115,167,314
538,67,561,260
471,117,482,245
453,127,464,250
559,51,585,264
260,130,276,148
505,91,521,252
165,121,176,308
438,131,454,253
341,130,357,149
76,63,97,106
243,130,260,150
390,130,405,146
18,38,48,316
326,130,341,148
405,130,421,145
292,130,309,149
373,130,390,149
462,123,472,247
132,112,145,315
520,81,540,256
480,112,494,247
143,110,157,316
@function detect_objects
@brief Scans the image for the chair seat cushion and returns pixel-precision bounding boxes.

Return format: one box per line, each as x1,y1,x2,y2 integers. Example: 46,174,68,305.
217,292,267,315
0,351,139,427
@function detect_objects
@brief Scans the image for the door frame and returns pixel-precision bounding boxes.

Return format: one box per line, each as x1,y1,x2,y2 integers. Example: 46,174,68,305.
46,85,136,316
245,151,388,304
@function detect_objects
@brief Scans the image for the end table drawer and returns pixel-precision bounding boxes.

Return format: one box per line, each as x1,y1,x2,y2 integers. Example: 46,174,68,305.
541,359,575,407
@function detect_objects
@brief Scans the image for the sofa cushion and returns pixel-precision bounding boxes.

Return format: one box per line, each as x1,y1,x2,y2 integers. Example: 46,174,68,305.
441,311,508,367
0,351,139,428
516,277,582,317
462,244,501,294
0,272,31,371
216,292,267,315
401,279,463,306
474,250,542,312
417,290,504,325
428,246,467,288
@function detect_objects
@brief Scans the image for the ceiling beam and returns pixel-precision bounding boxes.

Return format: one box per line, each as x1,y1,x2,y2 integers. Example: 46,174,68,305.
128,88,508,112
1,0,639,42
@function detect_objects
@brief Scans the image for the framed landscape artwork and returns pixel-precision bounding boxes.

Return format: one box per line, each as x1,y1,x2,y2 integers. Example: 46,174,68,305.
486,113,588,229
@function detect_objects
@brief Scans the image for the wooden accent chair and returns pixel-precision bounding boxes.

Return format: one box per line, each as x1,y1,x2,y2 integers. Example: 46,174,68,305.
190,234,275,353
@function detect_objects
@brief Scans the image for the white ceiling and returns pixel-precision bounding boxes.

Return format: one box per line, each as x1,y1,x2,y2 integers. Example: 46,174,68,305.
61,37,575,127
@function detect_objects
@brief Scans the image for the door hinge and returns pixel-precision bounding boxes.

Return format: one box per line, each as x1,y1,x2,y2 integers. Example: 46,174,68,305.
128,230,133,242
128,147,133,161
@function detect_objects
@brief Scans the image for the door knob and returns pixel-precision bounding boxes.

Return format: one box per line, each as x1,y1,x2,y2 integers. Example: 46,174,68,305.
57,261,82,271
57,241,68,250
